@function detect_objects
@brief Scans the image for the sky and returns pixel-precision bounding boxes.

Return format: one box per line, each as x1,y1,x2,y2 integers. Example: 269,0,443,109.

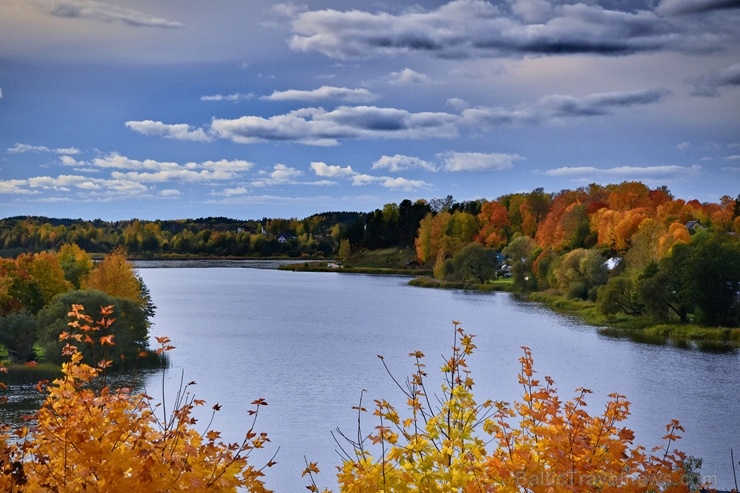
0,0,738,221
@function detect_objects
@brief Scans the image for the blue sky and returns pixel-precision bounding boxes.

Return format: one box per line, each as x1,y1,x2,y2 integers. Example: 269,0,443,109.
0,0,738,221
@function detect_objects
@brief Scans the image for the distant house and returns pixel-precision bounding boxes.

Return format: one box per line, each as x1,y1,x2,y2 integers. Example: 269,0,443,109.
686,220,705,234
277,234,288,244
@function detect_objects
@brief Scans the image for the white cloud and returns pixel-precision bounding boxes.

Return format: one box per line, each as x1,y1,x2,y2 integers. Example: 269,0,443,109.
37,0,183,29
386,68,430,85
262,86,378,103
125,120,211,142
379,176,431,190
219,187,249,196
310,161,355,177
545,164,701,177
439,151,523,172
350,173,429,190
211,106,459,146
110,169,239,183
372,154,437,172
201,93,254,102
0,179,39,195
8,143,81,154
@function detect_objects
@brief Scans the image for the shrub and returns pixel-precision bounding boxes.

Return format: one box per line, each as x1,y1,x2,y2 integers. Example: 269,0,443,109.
308,322,691,492
0,305,274,492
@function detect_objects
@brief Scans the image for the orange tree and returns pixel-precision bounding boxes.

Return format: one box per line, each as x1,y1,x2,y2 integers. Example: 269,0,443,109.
305,322,692,493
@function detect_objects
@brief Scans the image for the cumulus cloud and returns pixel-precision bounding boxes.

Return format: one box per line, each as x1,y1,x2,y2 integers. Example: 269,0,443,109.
287,0,725,60
85,154,254,182
125,120,211,142
386,68,430,85
310,161,355,177
306,158,430,190
201,93,254,102
655,0,740,16
686,63,740,97
351,173,430,190
262,86,378,103
211,106,459,146
37,0,183,28
439,151,523,171
130,85,671,149
372,154,437,172
8,143,81,154
545,164,701,177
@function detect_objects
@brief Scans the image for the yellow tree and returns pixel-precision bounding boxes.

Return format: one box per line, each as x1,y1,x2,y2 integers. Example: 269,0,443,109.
83,248,141,303
15,252,72,308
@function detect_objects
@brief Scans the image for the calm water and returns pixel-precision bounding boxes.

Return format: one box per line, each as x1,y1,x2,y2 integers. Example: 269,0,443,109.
136,265,740,492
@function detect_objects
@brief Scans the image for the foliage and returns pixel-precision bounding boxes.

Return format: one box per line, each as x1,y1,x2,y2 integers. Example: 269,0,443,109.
83,248,142,303
0,305,274,492
314,322,691,492
0,311,37,363
37,290,150,368
338,239,352,264
447,243,499,284
57,243,94,289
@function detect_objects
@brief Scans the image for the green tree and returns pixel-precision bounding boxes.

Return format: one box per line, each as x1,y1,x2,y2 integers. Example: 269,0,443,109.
448,243,498,284
683,233,740,326
597,275,643,316
37,289,150,368
502,235,537,291
58,243,94,289
0,311,37,362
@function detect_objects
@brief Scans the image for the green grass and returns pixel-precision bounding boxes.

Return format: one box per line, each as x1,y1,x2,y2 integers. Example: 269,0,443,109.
408,276,513,292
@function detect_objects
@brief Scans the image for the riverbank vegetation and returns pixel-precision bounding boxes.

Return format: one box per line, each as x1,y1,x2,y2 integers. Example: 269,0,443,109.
1,317,698,492
0,247,161,381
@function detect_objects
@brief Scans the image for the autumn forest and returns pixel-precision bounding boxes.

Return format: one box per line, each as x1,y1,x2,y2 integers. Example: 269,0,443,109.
1,180,738,491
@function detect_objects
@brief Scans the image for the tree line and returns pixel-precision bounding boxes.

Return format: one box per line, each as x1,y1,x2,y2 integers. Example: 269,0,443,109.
412,183,740,329
1,181,739,328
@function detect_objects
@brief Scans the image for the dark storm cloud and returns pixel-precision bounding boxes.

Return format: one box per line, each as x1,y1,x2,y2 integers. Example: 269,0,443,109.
285,0,728,60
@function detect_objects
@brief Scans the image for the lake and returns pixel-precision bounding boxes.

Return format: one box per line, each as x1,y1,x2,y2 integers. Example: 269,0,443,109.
136,264,740,492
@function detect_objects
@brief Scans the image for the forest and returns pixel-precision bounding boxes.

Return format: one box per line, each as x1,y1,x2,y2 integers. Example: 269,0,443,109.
1,181,739,343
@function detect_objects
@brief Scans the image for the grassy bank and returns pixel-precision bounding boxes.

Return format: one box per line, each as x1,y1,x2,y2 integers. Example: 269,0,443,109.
527,290,740,351
0,363,62,386
408,276,514,292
